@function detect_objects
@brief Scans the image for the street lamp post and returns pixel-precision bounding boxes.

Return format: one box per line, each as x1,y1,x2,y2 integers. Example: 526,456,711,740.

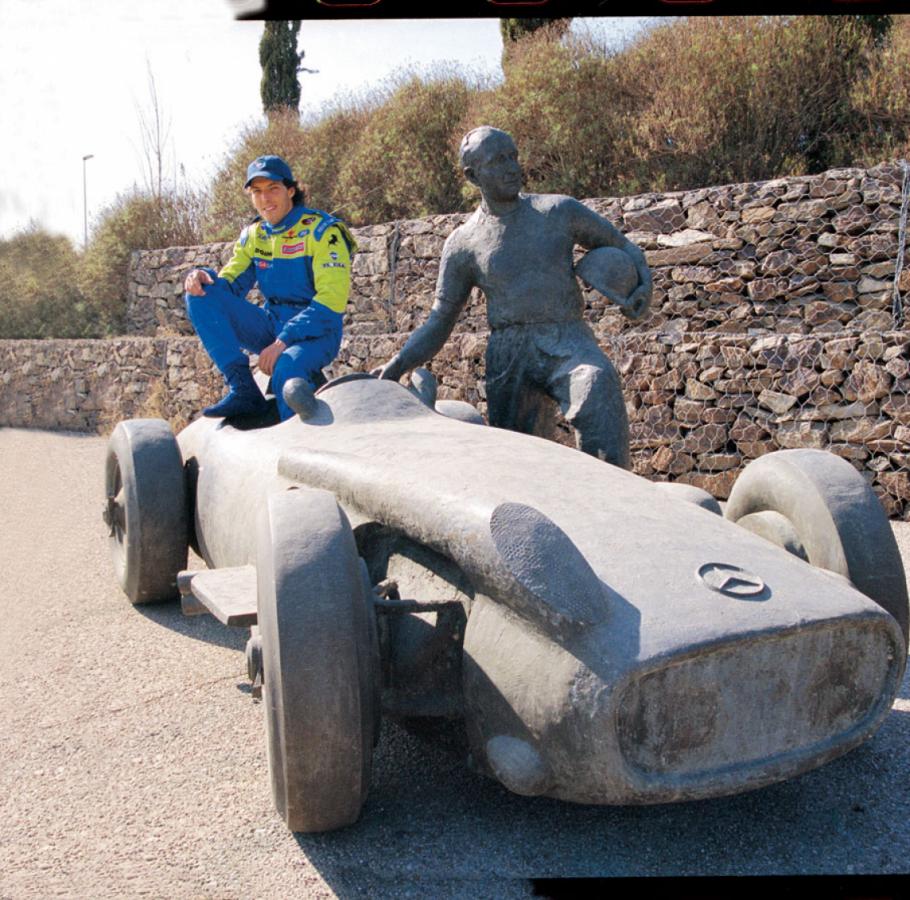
82,154,94,250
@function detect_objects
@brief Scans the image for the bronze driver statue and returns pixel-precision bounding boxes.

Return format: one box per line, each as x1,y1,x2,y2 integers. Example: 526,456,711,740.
374,126,651,467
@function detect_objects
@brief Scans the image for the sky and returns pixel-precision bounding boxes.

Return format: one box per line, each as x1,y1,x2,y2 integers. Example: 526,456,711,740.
0,0,659,246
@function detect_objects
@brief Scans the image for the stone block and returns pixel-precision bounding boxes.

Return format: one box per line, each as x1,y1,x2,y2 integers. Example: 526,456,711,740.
842,361,891,403
652,446,696,475
670,265,717,284
676,469,738,500
776,198,829,221
735,439,775,459
686,201,722,229
685,379,718,401
878,472,910,501
760,250,799,277
758,389,798,414
698,452,742,471
624,200,686,234
857,276,891,295
827,444,869,462
778,368,819,398
833,206,873,234
775,420,829,449
883,396,910,425
679,423,728,453
821,282,858,304
741,206,776,224
830,417,893,443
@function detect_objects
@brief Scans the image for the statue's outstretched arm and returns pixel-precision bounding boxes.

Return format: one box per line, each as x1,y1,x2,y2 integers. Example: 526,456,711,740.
374,245,474,381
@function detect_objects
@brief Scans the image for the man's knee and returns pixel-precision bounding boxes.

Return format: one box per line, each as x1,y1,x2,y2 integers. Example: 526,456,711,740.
185,287,222,326
561,363,622,423
558,363,630,468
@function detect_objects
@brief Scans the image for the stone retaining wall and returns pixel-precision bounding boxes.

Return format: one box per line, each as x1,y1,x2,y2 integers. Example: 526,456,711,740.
127,161,908,340
3,328,908,518
0,339,223,434
4,162,909,516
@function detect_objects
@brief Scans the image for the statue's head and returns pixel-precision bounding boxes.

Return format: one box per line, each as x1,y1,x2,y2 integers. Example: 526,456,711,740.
459,127,523,204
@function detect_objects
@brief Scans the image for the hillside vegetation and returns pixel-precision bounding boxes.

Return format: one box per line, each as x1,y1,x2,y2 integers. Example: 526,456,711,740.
5,16,909,337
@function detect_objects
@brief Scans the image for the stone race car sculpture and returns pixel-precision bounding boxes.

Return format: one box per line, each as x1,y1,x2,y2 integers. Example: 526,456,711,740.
103,369,909,833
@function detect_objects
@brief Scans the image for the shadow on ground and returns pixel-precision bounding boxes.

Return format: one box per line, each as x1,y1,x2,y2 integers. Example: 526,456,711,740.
286,661,910,893
136,601,249,653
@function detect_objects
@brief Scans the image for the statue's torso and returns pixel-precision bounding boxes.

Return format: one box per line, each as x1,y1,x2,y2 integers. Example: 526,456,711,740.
453,195,586,328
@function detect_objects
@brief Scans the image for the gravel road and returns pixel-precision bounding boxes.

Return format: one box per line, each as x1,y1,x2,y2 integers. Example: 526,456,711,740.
2,427,909,898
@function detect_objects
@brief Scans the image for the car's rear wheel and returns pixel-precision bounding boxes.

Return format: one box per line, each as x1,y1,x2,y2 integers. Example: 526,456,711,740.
104,418,187,604
725,448,908,647
257,488,377,832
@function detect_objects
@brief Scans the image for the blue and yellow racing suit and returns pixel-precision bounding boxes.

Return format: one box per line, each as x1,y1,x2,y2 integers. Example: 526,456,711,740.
185,202,357,420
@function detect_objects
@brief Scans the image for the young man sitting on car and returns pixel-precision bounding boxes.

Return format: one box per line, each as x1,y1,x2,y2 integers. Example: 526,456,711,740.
184,155,356,421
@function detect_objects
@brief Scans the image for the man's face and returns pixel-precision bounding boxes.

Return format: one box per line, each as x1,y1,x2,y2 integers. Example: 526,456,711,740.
246,177,295,225
467,133,523,204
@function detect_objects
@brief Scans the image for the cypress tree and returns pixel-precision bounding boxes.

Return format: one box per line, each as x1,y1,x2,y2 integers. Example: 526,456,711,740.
259,20,307,117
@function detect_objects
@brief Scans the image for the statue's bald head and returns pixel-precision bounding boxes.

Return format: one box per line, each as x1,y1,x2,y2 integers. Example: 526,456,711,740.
459,126,516,170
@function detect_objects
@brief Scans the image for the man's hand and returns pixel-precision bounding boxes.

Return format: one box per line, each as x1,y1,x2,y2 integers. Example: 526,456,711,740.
370,356,405,381
184,269,214,296
257,339,287,376
621,284,651,321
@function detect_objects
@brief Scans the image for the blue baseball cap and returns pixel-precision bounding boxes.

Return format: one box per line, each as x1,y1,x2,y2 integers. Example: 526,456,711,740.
244,155,294,188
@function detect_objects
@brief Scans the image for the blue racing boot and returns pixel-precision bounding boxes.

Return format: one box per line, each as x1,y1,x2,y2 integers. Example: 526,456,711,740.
203,361,269,419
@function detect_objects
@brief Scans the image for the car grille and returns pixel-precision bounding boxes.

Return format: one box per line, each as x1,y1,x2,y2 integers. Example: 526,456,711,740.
617,619,899,779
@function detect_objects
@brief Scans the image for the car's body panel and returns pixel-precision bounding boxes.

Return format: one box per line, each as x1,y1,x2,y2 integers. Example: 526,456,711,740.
176,376,905,805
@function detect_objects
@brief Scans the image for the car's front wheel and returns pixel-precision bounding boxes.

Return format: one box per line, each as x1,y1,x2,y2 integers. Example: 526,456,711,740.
104,418,187,604
725,448,908,648
257,488,378,832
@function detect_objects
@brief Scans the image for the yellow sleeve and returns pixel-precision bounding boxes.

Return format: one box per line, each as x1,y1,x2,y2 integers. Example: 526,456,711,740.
310,224,354,314
216,224,257,296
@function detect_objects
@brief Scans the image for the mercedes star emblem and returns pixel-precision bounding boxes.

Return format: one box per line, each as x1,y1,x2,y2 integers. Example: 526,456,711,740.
697,562,767,598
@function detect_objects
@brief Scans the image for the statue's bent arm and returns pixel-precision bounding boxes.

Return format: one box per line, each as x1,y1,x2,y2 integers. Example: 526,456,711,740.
567,198,653,316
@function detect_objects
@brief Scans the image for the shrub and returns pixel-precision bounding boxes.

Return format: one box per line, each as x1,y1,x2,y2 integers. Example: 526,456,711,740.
844,15,910,164
333,67,479,224
620,16,886,189
0,225,101,338
79,188,205,333
465,28,644,199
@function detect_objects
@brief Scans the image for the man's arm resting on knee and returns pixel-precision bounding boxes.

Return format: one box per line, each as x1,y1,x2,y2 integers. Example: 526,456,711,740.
184,268,214,296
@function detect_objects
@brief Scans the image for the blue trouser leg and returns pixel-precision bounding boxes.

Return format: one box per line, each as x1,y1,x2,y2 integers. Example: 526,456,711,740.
186,285,342,422
270,326,341,421
185,282,276,371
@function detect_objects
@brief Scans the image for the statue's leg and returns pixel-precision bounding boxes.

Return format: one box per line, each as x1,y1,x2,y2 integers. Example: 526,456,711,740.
544,330,631,468
485,327,547,436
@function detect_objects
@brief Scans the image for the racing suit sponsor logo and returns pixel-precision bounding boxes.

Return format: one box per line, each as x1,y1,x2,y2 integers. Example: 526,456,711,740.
328,233,339,245
257,260,270,269
282,241,308,255
301,217,316,225
322,262,347,268
329,251,339,260
285,229,309,239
